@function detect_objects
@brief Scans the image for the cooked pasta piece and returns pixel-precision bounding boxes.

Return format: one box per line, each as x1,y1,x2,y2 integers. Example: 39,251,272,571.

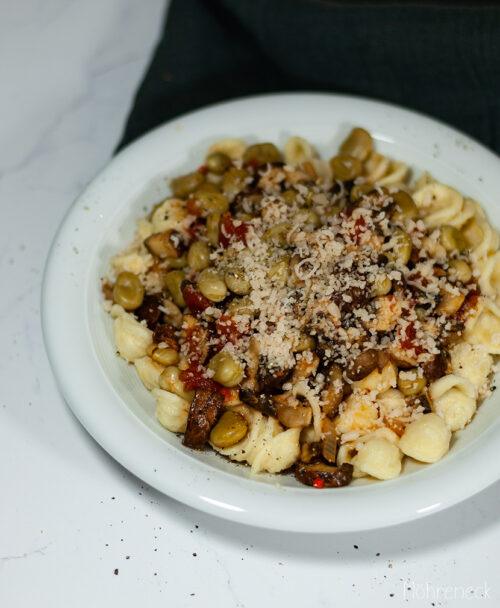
450,343,493,393
283,136,318,165
354,437,402,480
153,388,190,433
464,298,500,354
111,305,153,362
399,413,451,463
430,374,477,431
134,356,164,390
207,138,247,160
413,182,464,228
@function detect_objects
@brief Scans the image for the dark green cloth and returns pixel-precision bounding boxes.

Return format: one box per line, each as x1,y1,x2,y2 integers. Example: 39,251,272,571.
117,0,500,153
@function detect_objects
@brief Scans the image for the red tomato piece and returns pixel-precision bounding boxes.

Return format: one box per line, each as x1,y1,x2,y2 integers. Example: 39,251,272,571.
215,314,249,346
219,212,249,248
398,322,424,355
180,367,221,392
183,284,212,315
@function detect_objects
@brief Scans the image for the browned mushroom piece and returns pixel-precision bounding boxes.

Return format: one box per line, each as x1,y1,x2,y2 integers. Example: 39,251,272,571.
152,323,179,349
346,349,379,381
295,462,353,488
182,389,224,449
321,433,338,463
422,350,448,382
239,389,277,417
300,441,322,463
376,350,390,372
135,294,163,329
321,418,338,463
274,399,312,428
241,338,260,392
257,360,293,393
320,364,343,419
145,230,184,258
407,392,432,413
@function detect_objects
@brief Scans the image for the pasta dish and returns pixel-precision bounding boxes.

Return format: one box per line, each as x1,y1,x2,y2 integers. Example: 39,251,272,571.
102,128,500,488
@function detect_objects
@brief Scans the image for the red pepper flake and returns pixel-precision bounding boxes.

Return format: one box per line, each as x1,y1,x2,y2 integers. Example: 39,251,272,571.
180,367,221,392
219,212,249,248
313,477,324,489
182,284,211,315
197,165,208,174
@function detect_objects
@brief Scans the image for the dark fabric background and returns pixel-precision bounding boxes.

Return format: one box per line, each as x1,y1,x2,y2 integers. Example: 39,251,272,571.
117,0,500,154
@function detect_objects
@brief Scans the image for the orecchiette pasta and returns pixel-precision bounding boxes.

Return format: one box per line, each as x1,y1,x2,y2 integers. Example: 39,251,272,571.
207,138,247,160
111,305,152,363
134,356,164,390
429,374,477,431
450,343,493,392
413,182,464,228
464,298,500,354
103,128,499,488
153,388,190,433
354,437,402,480
399,413,451,463
476,251,500,297
283,136,318,165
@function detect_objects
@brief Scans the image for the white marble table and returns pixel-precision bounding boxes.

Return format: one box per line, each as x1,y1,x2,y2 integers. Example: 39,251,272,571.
1,1,499,606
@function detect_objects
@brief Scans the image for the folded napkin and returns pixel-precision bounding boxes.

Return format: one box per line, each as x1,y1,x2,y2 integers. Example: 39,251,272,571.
117,0,500,153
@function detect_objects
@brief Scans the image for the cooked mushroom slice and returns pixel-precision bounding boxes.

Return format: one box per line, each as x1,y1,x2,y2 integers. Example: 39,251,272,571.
321,364,343,418
182,389,224,449
321,418,338,463
295,463,353,488
321,433,338,464
241,338,260,392
300,441,322,463
422,350,448,382
346,349,379,381
145,230,184,258
257,359,293,393
152,323,179,349
274,400,312,428
376,350,390,372
135,294,163,329
239,388,277,417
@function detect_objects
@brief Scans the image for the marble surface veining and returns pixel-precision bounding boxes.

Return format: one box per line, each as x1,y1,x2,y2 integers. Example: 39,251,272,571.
0,1,499,606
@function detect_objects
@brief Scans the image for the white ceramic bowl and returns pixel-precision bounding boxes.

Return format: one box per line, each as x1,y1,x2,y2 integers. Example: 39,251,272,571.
42,93,500,532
